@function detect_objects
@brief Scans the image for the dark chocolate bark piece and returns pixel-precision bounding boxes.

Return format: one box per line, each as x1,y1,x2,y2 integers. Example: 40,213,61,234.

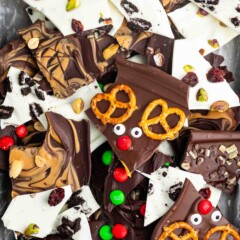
86,58,189,173
151,179,238,240
177,130,240,193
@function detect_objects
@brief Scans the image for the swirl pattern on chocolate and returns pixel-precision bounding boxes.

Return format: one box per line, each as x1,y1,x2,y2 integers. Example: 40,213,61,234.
160,0,189,13
9,112,91,196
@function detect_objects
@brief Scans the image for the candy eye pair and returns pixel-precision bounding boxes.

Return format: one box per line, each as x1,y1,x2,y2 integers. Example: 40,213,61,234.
113,124,142,138
190,211,222,225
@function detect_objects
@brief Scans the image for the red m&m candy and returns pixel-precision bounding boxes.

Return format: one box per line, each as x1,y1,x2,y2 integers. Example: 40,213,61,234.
139,203,146,216
112,224,128,239
0,136,14,151
116,135,132,151
113,167,128,183
16,125,28,138
198,199,212,215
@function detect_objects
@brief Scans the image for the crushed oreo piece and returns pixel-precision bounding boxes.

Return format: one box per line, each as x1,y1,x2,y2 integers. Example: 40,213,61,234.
162,171,167,177
0,105,14,119
168,182,183,201
25,77,36,87
35,88,45,101
121,0,139,14
236,5,240,13
127,18,152,33
21,87,31,96
194,0,219,4
18,71,26,85
57,217,81,239
29,103,43,118
231,17,240,27
27,8,33,15
67,190,85,208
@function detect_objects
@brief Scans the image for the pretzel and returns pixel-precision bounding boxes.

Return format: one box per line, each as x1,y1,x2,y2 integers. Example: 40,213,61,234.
139,99,186,140
158,222,198,240
204,224,240,240
90,84,138,125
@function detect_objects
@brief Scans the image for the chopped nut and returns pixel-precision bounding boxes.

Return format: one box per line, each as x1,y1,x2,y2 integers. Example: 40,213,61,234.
66,0,81,11
103,44,119,60
194,144,199,151
229,151,238,159
24,224,40,236
197,88,208,102
226,160,232,166
227,176,237,185
204,149,211,157
219,145,226,153
181,162,190,170
71,98,84,114
116,35,132,50
153,52,165,67
34,121,46,132
199,48,205,55
183,65,195,73
196,157,204,165
210,101,229,112
224,171,229,178
209,171,218,180
146,47,154,55
209,145,217,157
9,160,23,179
189,151,197,160
237,161,240,167
198,148,205,155
226,144,238,154
35,155,46,168
28,38,40,50
216,156,226,165
208,39,219,48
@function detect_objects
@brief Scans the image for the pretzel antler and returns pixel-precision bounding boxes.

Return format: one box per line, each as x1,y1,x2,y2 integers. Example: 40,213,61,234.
158,222,198,240
139,99,186,141
90,84,138,125
204,225,240,240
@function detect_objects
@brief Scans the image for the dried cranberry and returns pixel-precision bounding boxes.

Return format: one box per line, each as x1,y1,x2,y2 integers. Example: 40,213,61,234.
198,8,209,16
182,72,199,87
72,19,84,34
231,17,240,27
207,67,225,83
48,188,65,206
199,187,211,199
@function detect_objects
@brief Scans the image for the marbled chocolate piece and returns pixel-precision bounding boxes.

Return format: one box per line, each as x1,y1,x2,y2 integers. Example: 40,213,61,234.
177,130,240,193
9,112,91,196
0,39,37,82
87,58,189,173
151,179,238,240
36,35,107,98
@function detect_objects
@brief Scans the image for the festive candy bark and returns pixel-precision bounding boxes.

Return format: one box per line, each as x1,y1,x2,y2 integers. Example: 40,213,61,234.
160,0,189,13
151,179,239,240
87,58,190,174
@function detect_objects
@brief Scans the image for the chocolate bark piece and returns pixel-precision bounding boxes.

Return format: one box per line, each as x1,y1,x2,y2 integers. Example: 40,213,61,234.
0,39,37,82
145,34,174,74
104,151,173,212
9,112,91,196
160,0,189,13
177,130,240,193
35,34,106,98
204,53,225,68
189,109,238,131
151,179,238,240
86,58,189,173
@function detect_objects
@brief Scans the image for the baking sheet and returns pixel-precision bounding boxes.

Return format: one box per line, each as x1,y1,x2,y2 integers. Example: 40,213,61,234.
0,0,239,239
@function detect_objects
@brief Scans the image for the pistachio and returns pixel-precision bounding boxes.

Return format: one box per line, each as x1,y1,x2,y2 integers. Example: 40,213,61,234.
197,88,208,102
219,145,226,153
9,160,23,179
210,101,229,112
208,39,219,48
28,38,40,50
35,155,46,168
24,223,40,236
66,0,81,11
71,98,84,114
181,162,190,170
183,65,195,73
226,144,238,154
153,52,165,67
103,44,119,60
34,121,46,132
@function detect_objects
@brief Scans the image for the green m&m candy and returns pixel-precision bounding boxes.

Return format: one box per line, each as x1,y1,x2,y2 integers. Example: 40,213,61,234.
102,150,113,166
110,190,125,205
98,83,104,92
99,225,113,240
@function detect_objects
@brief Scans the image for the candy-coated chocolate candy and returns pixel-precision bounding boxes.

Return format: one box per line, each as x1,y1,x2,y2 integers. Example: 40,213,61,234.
112,224,128,239
110,190,125,205
0,136,14,151
198,199,212,215
140,203,146,216
113,167,128,183
16,125,28,138
116,135,132,151
99,225,113,240
102,150,113,166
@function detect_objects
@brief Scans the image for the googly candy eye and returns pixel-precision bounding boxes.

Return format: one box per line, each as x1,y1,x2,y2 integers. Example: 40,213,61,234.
211,210,222,222
190,214,202,225
131,127,142,138
113,124,126,136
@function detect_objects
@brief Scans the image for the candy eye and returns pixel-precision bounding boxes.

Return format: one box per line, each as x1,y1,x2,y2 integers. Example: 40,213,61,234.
190,214,202,225
131,127,142,138
113,124,126,136
211,210,222,222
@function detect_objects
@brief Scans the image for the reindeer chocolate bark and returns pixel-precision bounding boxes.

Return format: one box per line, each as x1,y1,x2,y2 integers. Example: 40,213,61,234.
87,58,189,174
151,179,239,240
177,130,240,193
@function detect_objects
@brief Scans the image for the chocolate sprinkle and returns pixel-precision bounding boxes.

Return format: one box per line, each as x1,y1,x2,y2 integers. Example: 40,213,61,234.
0,105,14,119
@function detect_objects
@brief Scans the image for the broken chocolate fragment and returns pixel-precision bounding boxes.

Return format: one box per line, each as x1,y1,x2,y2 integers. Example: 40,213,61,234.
0,105,14,119
127,18,152,33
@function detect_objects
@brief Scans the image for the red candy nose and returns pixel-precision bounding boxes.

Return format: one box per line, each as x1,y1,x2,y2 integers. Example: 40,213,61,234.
198,199,212,215
116,135,132,151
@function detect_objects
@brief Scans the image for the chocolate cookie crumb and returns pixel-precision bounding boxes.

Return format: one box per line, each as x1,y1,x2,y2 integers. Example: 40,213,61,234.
0,105,14,119
127,18,152,32
35,88,45,101
21,87,31,96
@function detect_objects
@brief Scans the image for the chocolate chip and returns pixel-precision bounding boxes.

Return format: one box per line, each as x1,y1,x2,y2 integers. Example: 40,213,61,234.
35,88,45,101
196,157,204,165
162,171,167,177
127,18,152,32
182,72,199,87
231,17,240,27
168,182,183,201
0,105,14,119
72,19,84,34
216,156,226,165
21,87,31,96
29,103,43,118
120,0,139,14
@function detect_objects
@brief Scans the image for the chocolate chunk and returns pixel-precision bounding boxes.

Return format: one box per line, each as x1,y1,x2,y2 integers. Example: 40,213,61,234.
29,103,43,118
35,88,45,101
72,19,84,34
127,18,152,32
182,72,199,87
0,105,14,119
21,87,31,96
121,0,139,14
168,182,183,201
219,66,235,83
231,17,240,27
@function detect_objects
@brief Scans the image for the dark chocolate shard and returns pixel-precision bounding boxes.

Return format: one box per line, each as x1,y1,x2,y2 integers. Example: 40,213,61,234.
127,18,152,32
0,105,14,119
151,179,238,240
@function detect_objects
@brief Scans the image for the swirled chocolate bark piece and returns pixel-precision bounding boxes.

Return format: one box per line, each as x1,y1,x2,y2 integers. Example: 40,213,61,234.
86,58,189,174
151,179,239,240
160,0,189,13
145,34,174,74
177,130,240,193
0,39,37,82
9,112,91,196
36,34,106,98
104,151,173,212
189,109,238,131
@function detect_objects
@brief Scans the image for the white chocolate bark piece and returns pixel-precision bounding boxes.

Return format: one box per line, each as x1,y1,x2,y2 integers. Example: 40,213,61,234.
26,7,56,29
1,67,105,152
23,0,112,36
190,0,240,32
52,208,92,240
172,39,240,110
168,3,239,56
2,186,72,238
139,167,221,226
111,0,174,38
